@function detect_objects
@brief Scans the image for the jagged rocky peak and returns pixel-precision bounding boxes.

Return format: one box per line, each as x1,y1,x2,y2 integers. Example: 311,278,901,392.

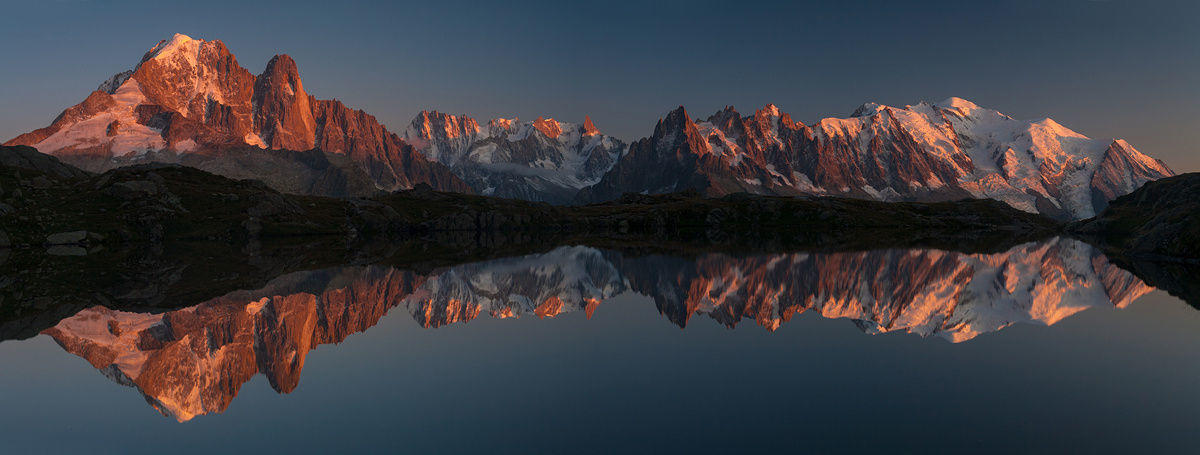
409,110,481,139
662,105,693,127
704,105,742,131
253,54,316,151
402,110,483,166
531,116,562,138
5,33,469,194
850,101,885,117
581,115,600,136
651,106,701,144
747,103,801,133
756,103,781,118
97,70,133,95
488,117,516,131
579,97,1172,219
130,34,253,119
403,110,627,203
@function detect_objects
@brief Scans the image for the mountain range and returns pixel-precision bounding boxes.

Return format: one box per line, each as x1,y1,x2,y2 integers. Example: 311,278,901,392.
43,238,1153,421
5,34,1174,218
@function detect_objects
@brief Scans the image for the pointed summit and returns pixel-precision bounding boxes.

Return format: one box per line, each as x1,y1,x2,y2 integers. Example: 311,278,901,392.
757,103,781,118
488,117,516,130
582,115,600,136
705,106,742,132
5,32,470,195
532,116,562,138
938,97,980,111
263,54,300,79
659,106,692,130
140,33,201,65
253,54,315,151
851,102,886,117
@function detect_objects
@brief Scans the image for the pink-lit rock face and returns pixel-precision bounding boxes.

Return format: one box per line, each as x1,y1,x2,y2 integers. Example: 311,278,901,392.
5,33,1171,214
4,33,468,193
43,239,1154,421
612,238,1154,341
579,100,1172,219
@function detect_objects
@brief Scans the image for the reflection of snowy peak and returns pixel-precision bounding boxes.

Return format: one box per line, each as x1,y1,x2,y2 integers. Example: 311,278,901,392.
43,266,423,421
42,240,1155,421
40,246,626,420
580,99,1172,219
611,238,1153,341
404,246,627,325
405,111,625,203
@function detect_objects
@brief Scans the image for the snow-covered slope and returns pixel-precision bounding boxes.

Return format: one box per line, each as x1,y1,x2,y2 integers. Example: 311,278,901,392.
4,33,469,194
405,111,625,203
580,99,1173,219
6,32,1167,213
401,245,627,325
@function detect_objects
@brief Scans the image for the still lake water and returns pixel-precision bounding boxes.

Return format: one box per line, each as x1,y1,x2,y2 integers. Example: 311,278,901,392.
1,237,1198,453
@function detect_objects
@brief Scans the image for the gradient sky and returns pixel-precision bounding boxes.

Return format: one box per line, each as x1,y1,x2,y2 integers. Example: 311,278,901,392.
1,0,1196,171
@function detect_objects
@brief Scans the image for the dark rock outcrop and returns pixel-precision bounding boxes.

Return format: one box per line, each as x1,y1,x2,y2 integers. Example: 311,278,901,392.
1070,172,1200,261
0,145,89,178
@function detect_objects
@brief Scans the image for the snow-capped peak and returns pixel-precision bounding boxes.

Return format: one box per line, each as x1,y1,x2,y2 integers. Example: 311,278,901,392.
141,33,201,66
938,96,980,112
851,102,886,117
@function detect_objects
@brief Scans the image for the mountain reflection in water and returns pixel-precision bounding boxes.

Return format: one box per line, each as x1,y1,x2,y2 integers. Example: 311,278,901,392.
42,237,1155,421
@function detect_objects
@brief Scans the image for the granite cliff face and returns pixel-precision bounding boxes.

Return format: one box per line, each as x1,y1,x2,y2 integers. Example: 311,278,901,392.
405,111,625,203
577,100,1172,220
4,34,469,195
43,240,1155,421
6,34,1170,211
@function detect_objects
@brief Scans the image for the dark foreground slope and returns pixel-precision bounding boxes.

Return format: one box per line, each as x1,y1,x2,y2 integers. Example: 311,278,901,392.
1069,172,1200,261
0,143,1060,251
1068,173,1200,305
0,144,1069,338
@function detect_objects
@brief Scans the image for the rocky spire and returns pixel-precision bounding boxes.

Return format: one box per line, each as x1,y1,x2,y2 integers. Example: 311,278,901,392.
253,54,316,151
581,115,600,136
532,116,562,138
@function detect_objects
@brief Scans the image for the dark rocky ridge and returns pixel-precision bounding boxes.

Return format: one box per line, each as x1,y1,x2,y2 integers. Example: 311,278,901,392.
1069,172,1200,261
6,148,1200,344
0,145,1058,251
0,145,89,179
1066,173,1200,306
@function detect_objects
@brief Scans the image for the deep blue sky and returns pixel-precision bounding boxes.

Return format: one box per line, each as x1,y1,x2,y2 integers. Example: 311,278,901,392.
1,0,1196,171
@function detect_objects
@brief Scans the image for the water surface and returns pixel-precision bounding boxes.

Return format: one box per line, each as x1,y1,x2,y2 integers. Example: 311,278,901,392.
1,237,1198,453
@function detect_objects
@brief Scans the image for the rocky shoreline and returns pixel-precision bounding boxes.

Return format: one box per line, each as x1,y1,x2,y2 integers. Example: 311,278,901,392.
0,145,1060,251
4,145,1199,329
